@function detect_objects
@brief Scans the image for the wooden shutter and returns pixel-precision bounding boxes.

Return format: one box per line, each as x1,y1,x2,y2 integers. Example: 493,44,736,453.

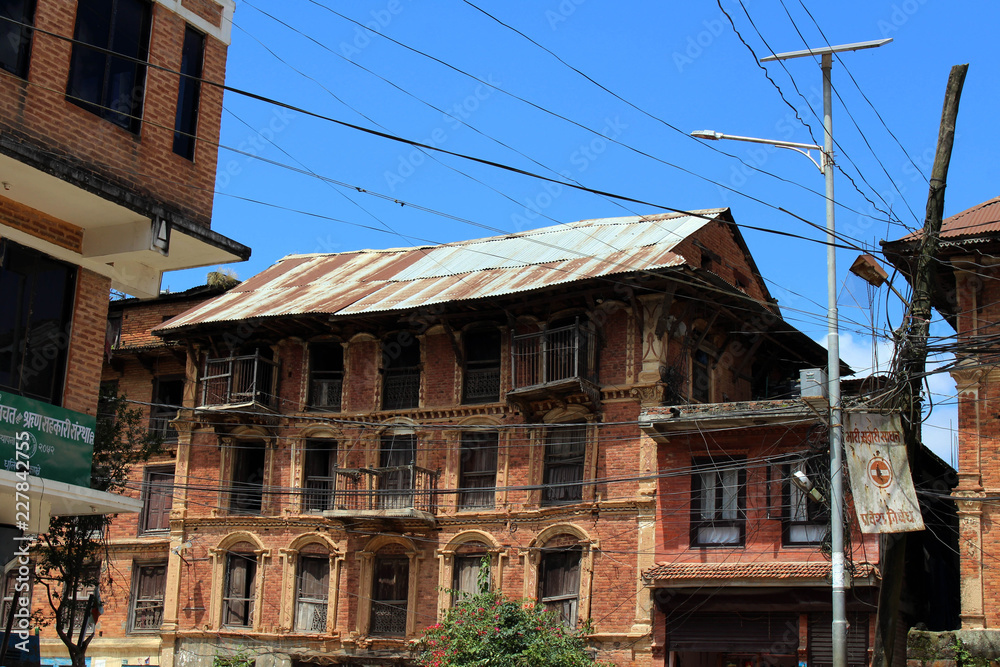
667,612,799,653
142,467,174,532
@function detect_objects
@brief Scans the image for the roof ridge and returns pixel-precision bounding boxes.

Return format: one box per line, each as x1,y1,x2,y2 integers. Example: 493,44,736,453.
279,210,727,261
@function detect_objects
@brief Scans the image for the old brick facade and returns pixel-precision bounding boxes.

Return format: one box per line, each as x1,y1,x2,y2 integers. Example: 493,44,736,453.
885,197,1000,635
83,209,866,667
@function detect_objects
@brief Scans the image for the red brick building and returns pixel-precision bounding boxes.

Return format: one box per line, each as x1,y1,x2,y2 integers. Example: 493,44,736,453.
0,0,248,662
884,196,1000,635
117,209,858,667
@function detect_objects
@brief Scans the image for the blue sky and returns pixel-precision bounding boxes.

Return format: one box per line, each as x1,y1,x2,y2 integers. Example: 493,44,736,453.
164,0,1000,462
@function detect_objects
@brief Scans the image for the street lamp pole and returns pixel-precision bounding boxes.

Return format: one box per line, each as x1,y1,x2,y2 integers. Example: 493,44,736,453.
692,36,890,667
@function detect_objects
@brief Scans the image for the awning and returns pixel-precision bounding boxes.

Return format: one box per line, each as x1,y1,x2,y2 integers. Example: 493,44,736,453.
0,469,142,534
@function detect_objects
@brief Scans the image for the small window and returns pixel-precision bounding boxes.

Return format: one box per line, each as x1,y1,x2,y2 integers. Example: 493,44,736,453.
139,465,174,533
229,439,265,515
463,328,500,404
538,544,581,628
0,240,76,405
370,554,408,636
222,548,256,628
309,342,343,411
172,25,204,159
691,457,747,546
0,0,35,78
66,0,152,133
458,431,498,510
382,334,420,410
785,458,829,545
294,555,330,633
542,424,586,506
129,563,165,632
303,438,337,513
150,376,184,442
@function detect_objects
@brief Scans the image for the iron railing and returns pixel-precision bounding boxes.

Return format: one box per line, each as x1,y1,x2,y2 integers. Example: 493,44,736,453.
462,366,501,403
310,375,343,411
382,368,420,410
302,465,438,515
370,600,407,635
511,322,597,390
200,352,278,409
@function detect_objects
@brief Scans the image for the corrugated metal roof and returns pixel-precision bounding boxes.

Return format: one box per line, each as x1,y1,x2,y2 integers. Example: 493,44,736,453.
156,211,722,332
896,195,1000,242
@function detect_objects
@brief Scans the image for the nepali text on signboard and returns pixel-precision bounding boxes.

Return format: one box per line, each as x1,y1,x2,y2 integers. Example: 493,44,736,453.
844,412,924,534
0,392,95,487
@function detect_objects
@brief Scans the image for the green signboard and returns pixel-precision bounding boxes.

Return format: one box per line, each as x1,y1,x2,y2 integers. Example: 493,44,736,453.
0,393,95,487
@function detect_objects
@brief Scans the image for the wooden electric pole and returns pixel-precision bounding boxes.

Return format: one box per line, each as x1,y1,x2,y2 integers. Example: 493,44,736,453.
872,62,968,667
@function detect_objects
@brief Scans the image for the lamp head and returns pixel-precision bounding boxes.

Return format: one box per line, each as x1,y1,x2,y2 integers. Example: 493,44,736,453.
691,130,723,140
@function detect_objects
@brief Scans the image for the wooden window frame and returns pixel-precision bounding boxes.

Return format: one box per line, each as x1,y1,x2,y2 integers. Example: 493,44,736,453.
690,457,747,547
139,465,174,534
128,562,166,633
457,431,498,510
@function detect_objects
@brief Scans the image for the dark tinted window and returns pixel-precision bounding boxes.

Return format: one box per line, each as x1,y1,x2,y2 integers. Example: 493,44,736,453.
0,240,75,405
0,0,35,77
172,25,204,158
67,0,151,132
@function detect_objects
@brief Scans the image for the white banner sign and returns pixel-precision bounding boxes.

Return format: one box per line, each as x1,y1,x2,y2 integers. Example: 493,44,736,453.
844,413,924,534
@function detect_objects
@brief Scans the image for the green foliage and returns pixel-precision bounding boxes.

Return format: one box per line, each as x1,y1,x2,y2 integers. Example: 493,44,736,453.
419,562,608,667
32,391,163,665
213,649,256,667
953,637,988,667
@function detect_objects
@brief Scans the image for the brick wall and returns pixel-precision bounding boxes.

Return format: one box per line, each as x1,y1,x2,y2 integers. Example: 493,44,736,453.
0,0,229,226
0,197,83,252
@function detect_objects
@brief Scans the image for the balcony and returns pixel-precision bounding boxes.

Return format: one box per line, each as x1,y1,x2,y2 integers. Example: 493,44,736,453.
200,351,278,409
303,465,438,523
509,322,599,407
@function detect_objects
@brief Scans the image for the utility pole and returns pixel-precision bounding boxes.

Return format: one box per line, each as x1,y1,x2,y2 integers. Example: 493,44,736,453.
873,62,968,667
761,38,890,667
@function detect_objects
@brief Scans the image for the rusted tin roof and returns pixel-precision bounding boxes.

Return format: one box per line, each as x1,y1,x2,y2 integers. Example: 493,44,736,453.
155,210,722,333
896,195,1000,243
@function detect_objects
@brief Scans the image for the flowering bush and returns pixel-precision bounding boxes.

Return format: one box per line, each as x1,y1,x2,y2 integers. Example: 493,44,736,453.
418,586,610,667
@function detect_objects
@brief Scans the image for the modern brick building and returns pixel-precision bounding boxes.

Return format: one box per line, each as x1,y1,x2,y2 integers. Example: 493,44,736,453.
0,0,248,662
101,208,872,667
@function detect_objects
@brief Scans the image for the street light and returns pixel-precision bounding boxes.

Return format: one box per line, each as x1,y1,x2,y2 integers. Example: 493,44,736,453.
689,130,826,173
691,36,891,667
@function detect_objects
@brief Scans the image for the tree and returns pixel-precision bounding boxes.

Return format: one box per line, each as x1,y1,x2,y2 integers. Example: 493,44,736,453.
418,563,609,667
31,391,163,667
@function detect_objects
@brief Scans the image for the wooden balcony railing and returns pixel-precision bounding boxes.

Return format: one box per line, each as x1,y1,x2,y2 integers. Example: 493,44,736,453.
303,464,438,517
